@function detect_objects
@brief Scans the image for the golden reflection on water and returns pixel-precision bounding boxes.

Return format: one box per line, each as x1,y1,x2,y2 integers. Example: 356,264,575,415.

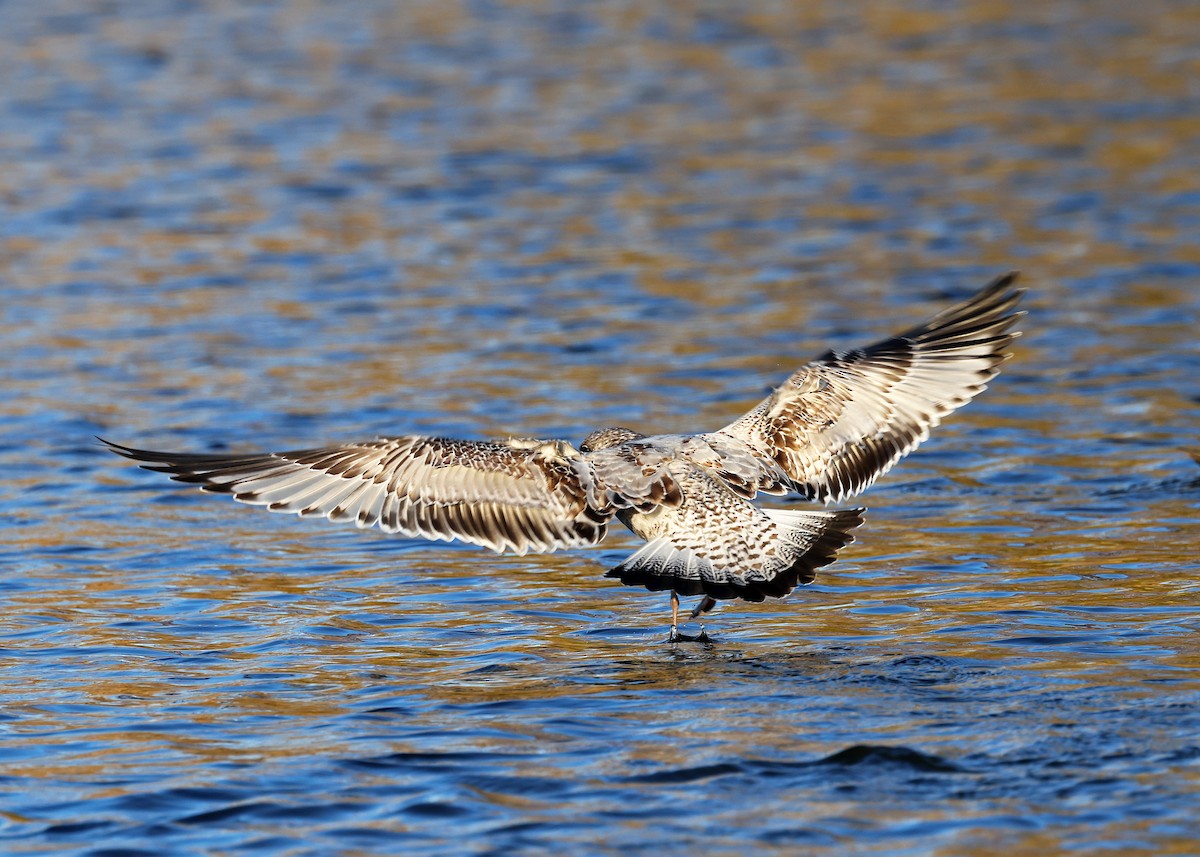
2,0,1200,853
0,3,1195,293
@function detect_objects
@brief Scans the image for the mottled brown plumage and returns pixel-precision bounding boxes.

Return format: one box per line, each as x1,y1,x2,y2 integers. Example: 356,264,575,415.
717,273,1023,503
104,272,1022,639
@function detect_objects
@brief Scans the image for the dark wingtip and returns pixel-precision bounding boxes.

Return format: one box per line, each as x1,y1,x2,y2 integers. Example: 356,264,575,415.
97,437,172,465
981,270,1020,294
97,436,139,459
996,270,1026,302
841,506,867,527
96,437,218,475
962,271,1023,311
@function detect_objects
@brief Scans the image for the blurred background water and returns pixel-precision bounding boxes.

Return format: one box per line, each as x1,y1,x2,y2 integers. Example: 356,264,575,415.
2,1,1199,854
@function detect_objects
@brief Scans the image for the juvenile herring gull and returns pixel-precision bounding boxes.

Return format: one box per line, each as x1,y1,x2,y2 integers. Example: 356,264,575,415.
104,273,1023,640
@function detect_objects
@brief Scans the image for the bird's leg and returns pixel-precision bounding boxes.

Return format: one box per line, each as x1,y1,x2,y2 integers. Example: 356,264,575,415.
689,595,717,620
687,595,716,642
669,590,680,642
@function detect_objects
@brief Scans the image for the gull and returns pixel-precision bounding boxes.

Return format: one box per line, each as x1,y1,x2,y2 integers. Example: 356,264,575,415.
103,273,1023,641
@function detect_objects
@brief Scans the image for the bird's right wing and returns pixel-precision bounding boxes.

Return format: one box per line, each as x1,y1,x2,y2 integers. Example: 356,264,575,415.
102,435,615,555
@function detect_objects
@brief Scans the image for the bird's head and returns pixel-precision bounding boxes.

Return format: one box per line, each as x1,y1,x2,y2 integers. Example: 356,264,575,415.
579,426,644,453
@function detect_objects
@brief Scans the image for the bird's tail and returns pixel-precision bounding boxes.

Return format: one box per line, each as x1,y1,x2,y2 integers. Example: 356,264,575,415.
606,507,864,602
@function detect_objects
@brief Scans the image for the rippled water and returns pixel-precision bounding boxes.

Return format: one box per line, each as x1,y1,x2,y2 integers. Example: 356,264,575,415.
3,1,1200,854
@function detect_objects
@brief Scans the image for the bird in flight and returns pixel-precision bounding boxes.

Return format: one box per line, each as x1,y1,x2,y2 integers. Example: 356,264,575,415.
104,273,1023,641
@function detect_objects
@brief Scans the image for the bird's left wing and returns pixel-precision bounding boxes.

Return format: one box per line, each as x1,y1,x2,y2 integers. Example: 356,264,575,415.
712,272,1024,503
102,435,614,555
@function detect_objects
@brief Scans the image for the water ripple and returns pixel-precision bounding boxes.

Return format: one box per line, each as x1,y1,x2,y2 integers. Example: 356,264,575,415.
3,0,1200,854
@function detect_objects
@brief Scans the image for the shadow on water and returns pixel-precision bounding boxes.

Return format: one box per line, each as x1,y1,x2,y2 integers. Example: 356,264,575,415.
321,641,1197,849
1099,450,1200,499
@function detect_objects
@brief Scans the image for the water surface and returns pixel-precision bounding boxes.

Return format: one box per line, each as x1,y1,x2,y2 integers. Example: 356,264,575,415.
2,1,1199,854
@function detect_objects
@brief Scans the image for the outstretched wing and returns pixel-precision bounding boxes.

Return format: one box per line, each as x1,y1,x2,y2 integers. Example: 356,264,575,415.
102,436,615,555
714,272,1024,503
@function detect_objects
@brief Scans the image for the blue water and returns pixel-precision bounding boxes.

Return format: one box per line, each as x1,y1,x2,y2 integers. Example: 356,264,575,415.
2,1,1199,854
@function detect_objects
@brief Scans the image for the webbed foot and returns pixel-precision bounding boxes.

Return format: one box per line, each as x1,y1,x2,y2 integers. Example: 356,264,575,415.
668,624,711,643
